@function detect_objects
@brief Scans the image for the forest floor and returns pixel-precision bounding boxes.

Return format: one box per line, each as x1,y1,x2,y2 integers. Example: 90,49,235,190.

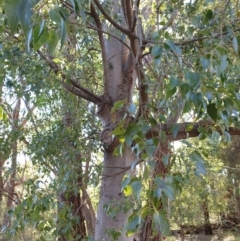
167,230,240,241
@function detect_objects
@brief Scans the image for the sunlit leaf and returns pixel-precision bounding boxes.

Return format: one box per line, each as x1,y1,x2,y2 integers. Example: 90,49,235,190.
47,30,59,54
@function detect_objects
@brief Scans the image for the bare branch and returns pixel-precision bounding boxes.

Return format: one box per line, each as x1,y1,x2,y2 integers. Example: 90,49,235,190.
122,0,133,29
93,0,130,35
69,77,102,103
90,3,109,95
62,83,100,104
12,98,21,124
87,23,131,50
22,97,39,135
21,105,36,128
37,50,101,104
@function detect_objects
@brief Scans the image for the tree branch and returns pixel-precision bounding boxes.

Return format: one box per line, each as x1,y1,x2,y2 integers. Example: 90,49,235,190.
146,121,240,142
122,0,133,29
87,23,131,50
37,50,101,104
93,0,130,35
90,3,109,95
62,83,100,104
69,77,102,103
106,120,240,151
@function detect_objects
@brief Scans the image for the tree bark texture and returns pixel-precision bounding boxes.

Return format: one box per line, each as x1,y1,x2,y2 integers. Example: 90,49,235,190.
202,196,213,235
139,143,171,241
57,106,87,240
95,148,135,241
2,141,17,241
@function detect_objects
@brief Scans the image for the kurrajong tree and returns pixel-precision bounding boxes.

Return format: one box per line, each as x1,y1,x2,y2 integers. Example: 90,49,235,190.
2,0,240,240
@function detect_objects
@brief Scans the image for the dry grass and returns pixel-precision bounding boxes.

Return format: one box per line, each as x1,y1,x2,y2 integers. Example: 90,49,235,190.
166,230,240,241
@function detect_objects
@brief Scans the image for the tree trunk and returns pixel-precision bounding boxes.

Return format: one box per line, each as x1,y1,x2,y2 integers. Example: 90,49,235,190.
202,196,213,235
57,103,87,240
139,143,171,241
95,148,135,241
2,140,17,240
58,177,87,241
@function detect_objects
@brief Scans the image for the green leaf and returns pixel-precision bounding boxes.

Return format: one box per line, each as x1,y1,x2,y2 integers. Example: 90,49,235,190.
59,7,69,22
111,100,125,112
198,133,207,140
127,103,136,115
172,125,180,138
204,9,213,22
153,212,170,236
33,27,48,51
0,106,3,119
145,145,156,157
122,177,130,189
219,55,228,73
25,27,32,53
200,57,210,69
190,93,203,108
49,8,62,25
60,18,67,49
166,87,176,99
163,153,170,167
185,124,193,131
185,71,200,87
180,83,190,98
195,160,207,175
207,103,218,122
47,30,59,54
131,181,142,199
125,215,141,236
168,76,179,90
124,185,132,196
189,151,205,163
151,46,163,58
17,0,32,36
163,185,174,200
233,36,238,53
112,124,125,135
5,0,20,34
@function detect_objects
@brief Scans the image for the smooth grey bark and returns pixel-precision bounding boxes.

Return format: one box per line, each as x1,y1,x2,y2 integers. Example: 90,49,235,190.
95,148,135,241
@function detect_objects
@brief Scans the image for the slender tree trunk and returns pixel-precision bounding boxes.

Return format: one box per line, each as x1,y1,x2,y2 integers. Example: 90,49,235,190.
140,143,171,241
202,196,213,235
0,160,4,202
82,188,96,236
2,141,17,239
57,177,87,241
57,105,87,240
